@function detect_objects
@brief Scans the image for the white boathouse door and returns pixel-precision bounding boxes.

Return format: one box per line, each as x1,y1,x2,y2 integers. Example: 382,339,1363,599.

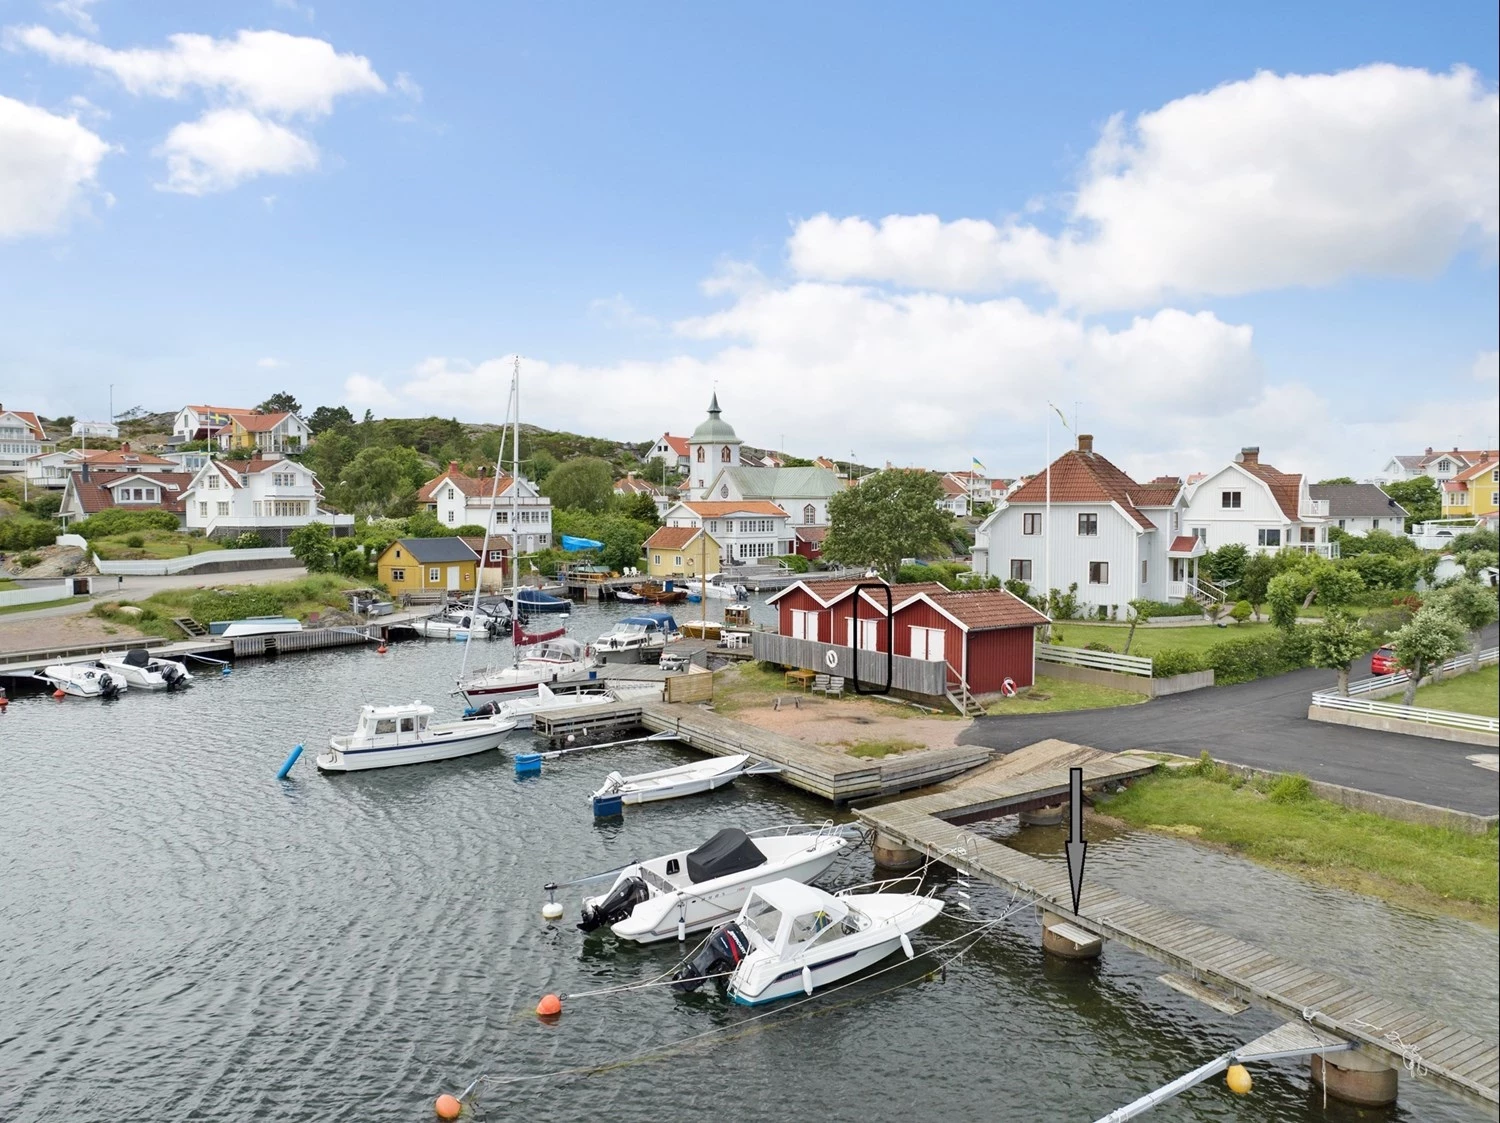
910,625,945,663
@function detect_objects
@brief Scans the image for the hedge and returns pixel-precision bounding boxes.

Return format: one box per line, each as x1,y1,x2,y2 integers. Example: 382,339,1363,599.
1202,630,1315,685
1134,599,1205,618
1152,648,1205,677
0,515,58,550
72,509,181,538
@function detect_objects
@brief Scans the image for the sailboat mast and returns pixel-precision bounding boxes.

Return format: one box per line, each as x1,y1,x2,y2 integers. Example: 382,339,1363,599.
511,357,522,668
457,376,514,683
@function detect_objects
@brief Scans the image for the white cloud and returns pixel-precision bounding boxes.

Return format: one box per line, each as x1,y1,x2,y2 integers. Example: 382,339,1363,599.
343,372,399,411
588,294,659,332
0,94,112,238
271,0,315,19
257,356,284,368
8,26,386,117
158,109,317,195
1473,350,1499,385
789,64,1500,310
393,71,421,101
47,0,102,34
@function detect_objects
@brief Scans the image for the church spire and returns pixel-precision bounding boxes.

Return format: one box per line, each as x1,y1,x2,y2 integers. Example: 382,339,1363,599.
708,392,721,416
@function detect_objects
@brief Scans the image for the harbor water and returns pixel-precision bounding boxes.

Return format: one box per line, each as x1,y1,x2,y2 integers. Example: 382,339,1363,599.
0,598,1494,1122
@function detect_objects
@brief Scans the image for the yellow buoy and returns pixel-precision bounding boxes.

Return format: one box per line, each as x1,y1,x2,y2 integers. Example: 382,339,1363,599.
434,1092,462,1119
1226,1064,1252,1095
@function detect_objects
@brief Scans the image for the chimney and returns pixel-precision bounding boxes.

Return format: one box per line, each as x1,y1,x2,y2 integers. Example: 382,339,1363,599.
1077,434,1094,454
1239,446,1260,466
120,442,130,453
449,461,460,474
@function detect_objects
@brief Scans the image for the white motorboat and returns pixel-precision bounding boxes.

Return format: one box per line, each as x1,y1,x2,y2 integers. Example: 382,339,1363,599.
685,574,747,601
316,701,517,772
39,662,129,699
674,878,944,1005
576,824,849,943
591,753,777,811
419,609,501,641
463,681,613,729
212,616,303,638
457,637,599,702
97,648,193,691
593,612,680,663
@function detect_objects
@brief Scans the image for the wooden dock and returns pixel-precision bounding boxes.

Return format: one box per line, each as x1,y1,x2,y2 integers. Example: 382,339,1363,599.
531,700,990,801
857,763,1500,1111
0,636,233,682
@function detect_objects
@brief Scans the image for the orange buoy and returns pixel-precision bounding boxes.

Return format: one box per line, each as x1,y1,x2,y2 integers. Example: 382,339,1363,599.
433,1093,462,1120
536,993,562,1018
376,644,388,655
53,688,67,700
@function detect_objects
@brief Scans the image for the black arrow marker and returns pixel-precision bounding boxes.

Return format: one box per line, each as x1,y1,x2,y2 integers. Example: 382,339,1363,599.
1065,766,1087,915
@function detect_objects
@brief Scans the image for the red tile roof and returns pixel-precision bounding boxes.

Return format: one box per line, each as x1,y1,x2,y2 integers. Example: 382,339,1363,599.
663,434,689,457
418,466,516,502
1453,454,1499,484
1235,460,1302,521
1167,535,1204,556
1006,448,1160,530
924,588,1050,630
680,500,788,517
70,471,195,515
9,410,48,441
795,525,829,544
76,445,176,469
645,526,708,550
234,410,295,432
615,476,662,494
939,475,968,498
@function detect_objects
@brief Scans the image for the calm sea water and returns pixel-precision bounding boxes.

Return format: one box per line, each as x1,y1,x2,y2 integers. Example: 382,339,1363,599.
0,597,1494,1122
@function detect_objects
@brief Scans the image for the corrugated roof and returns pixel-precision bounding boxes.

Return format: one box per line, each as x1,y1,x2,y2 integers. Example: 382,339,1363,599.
1308,484,1409,518
716,466,844,499
390,537,480,564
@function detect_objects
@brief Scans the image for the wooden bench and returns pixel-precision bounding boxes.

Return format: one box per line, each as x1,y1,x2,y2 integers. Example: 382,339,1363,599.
811,673,831,694
826,676,845,699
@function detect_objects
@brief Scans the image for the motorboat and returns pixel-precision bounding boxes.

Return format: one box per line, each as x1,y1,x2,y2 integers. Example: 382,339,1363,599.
632,581,687,605
511,587,571,614
456,636,599,702
38,662,128,699
591,753,778,811
576,824,849,943
685,574,748,601
593,612,681,662
464,681,613,729
614,589,647,603
418,609,502,641
316,701,517,772
674,879,944,1005
97,648,193,691
211,616,303,638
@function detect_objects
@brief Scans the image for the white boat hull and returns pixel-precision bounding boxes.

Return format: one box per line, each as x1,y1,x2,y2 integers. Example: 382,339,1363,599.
316,717,515,772
40,664,128,698
459,663,597,702
594,754,751,806
97,657,193,691
731,936,906,1005
496,686,612,729
220,621,302,638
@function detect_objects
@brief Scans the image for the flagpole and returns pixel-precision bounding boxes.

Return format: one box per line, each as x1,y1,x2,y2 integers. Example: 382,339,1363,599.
1044,412,1051,619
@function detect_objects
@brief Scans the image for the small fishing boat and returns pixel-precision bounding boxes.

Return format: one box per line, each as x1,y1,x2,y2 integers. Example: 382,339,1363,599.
211,616,303,638
673,879,944,1005
614,589,647,604
457,635,598,702
97,648,193,691
576,824,849,943
39,663,128,699
418,609,502,641
593,612,681,662
685,574,747,601
464,681,613,729
317,701,517,772
590,753,777,811
632,581,687,605
511,587,571,614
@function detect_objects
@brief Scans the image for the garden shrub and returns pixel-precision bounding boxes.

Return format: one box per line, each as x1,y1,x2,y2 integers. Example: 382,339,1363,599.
124,534,145,549
72,509,180,538
1130,599,1205,618
1229,600,1253,624
0,515,57,550
1083,641,1114,652
1204,634,1293,685
1152,648,1205,677
1277,625,1315,668
228,532,267,549
774,554,811,573
15,550,42,568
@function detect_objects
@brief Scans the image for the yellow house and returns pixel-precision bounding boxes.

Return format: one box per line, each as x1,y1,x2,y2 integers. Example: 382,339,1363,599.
1442,454,1499,520
643,526,721,578
377,537,478,596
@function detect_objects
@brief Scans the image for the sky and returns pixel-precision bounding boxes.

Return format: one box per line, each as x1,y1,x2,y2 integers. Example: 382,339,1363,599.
1,1,1497,483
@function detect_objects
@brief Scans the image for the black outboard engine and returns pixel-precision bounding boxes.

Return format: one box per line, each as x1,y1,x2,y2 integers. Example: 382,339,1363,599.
98,673,122,700
576,876,650,933
672,922,749,992
161,663,184,691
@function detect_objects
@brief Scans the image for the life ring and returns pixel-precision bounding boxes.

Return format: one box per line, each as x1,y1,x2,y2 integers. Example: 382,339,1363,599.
1001,677,1017,697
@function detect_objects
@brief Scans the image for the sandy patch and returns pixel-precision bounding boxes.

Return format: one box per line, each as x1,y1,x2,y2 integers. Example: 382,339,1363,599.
730,695,969,752
0,613,145,656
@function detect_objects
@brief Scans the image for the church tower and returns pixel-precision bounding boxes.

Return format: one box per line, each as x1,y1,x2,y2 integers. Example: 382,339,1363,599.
687,393,741,499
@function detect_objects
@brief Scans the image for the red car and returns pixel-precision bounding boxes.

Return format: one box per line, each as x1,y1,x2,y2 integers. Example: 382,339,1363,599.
1370,644,1401,675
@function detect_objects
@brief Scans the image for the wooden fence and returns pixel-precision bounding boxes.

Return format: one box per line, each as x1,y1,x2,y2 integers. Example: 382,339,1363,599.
1036,642,1153,677
751,632,948,696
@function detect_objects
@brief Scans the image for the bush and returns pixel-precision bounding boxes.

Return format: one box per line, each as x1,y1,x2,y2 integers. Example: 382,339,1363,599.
1278,625,1315,668
1130,599,1204,618
774,554,811,573
227,532,268,549
1266,773,1312,804
1152,648,1205,677
452,524,488,537
1205,633,1298,685
71,508,180,538
15,550,41,568
1229,600,1253,625
1362,607,1413,641
124,534,146,549
1083,640,1115,653
0,515,58,551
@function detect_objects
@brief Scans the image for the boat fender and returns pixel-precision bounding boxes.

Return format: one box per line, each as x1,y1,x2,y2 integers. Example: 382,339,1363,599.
678,914,686,943
900,933,914,960
801,967,814,996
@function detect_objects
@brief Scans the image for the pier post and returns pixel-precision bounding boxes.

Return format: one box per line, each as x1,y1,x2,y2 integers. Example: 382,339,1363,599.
1018,804,1065,826
871,831,923,871
1040,910,1103,960
1308,1050,1399,1107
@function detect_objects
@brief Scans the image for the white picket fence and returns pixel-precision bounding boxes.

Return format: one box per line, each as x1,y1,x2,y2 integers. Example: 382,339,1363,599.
1036,642,1153,677
1342,647,1499,697
1309,693,1498,734
0,582,79,609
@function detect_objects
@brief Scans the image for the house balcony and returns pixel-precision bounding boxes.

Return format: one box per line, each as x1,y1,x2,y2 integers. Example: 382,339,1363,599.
1300,499,1330,518
1290,542,1340,559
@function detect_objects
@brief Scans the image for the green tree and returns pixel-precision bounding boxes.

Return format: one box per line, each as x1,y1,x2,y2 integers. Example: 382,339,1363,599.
619,491,661,527
1229,599,1253,625
1122,598,1156,655
307,405,354,434
256,391,302,415
1315,477,1357,486
1381,476,1440,530
334,445,430,514
1239,553,1278,615
1392,607,1466,704
1265,571,1307,631
541,456,614,513
823,469,947,580
402,510,448,538
289,522,334,572
305,429,356,485
1312,565,1364,611
1310,611,1371,696
1427,579,1499,659
1203,542,1248,589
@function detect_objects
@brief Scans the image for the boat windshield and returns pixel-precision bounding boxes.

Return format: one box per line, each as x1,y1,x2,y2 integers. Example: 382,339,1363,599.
374,718,397,735
524,639,586,663
787,909,838,946
741,898,784,945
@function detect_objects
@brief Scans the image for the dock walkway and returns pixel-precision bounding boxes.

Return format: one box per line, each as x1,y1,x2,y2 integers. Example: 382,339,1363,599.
857,764,1499,1110
532,700,989,801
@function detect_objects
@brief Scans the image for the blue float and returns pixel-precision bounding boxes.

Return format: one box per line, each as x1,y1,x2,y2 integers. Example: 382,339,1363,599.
515,752,542,776
592,793,624,817
276,744,304,780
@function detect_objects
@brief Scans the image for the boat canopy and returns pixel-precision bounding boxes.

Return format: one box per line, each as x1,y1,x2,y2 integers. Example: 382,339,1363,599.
686,827,767,883
122,648,152,667
522,637,587,662
741,880,849,950
358,701,436,721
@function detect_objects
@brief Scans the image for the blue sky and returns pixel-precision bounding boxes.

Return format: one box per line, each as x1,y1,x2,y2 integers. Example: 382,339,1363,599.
2,0,1496,481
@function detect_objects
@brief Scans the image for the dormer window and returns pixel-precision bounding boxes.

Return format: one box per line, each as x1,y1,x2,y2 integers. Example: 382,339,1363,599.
1438,459,1452,471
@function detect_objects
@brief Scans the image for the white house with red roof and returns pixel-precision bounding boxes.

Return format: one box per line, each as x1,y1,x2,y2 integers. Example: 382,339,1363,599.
0,404,51,472
172,405,239,442
613,472,671,516
972,434,1188,613
25,444,178,490
59,468,197,525
936,473,970,516
179,455,350,541
418,462,553,552
661,498,793,563
644,432,691,476
1180,447,1336,557
1381,446,1497,484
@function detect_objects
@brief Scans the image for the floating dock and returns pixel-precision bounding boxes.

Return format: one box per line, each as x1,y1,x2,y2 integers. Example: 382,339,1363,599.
531,700,989,801
856,758,1500,1112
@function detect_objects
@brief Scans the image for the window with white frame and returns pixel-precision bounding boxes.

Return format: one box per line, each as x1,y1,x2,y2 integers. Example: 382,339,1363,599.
1191,526,1208,544
1023,512,1040,535
1009,558,1032,581
199,502,208,518
206,474,219,489
789,609,817,641
803,503,816,524
390,568,405,582
1088,561,1109,584
216,502,230,516
1221,490,1241,509
446,510,454,522
428,567,441,582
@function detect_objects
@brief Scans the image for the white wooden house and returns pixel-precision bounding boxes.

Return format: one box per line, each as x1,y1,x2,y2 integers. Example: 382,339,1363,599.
644,432,690,475
699,465,843,528
1308,484,1408,537
0,405,50,473
1180,447,1336,556
59,469,196,525
418,463,553,554
71,420,119,439
180,455,351,541
661,499,794,563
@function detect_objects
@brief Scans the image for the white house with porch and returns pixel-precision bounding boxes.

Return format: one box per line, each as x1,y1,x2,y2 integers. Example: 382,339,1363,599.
0,405,50,472
1180,447,1337,557
661,499,794,563
418,463,553,554
180,455,351,541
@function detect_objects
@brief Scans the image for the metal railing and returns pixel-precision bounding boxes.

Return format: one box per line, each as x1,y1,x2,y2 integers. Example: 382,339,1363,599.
1036,642,1153,677
1308,693,1498,734
1340,647,1498,697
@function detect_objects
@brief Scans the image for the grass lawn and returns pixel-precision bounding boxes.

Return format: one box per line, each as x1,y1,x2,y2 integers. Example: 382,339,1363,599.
91,531,225,561
1098,762,1499,921
985,674,1146,715
1412,665,1499,718
1049,621,1276,656
0,597,79,616
842,738,924,758
92,574,364,640
0,578,19,590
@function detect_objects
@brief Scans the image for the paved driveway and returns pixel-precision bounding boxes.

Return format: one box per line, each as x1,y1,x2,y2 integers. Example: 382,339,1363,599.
961,626,1499,817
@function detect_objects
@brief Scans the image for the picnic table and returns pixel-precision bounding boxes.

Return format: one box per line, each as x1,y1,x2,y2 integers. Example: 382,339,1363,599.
784,668,817,691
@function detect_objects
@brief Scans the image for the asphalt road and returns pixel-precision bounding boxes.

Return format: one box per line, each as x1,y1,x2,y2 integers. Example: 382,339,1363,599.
961,625,1500,817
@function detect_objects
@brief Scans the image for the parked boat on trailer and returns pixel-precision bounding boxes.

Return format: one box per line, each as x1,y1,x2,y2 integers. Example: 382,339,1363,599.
575,824,849,944
98,648,193,691
317,701,516,772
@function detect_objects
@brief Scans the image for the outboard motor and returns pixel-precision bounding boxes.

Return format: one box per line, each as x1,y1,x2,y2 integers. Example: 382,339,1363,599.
576,876,650,933
98,673,121,700
672,922,750,993
161,664,184,691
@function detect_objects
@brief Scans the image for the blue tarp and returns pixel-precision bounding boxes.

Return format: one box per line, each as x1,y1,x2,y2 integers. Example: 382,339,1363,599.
561,535,604,551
